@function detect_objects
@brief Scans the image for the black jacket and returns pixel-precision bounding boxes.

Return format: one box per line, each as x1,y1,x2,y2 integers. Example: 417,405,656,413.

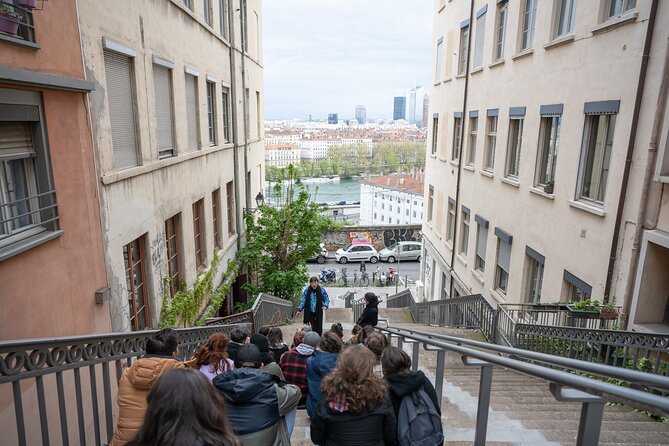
384,371,441,418
226,341,243,361
310,395,397,446
356,303,378,327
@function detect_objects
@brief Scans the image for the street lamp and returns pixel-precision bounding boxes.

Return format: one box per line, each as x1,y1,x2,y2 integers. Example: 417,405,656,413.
244,192,265,215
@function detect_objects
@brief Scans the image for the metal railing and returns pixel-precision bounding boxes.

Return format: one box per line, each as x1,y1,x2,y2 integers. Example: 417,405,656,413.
0,0,36,43
251,293,294,329
0,189,59,242
378,324,669,446
0,323,251,446
498,303,621,332
352,295,365,322
514,324,669,377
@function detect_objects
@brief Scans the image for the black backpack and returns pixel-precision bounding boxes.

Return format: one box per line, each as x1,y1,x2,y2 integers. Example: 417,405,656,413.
397,388,444,446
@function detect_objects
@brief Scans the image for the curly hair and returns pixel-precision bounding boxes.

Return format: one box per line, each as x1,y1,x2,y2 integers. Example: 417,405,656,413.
320,331,342,353
190,333,233,375
330,323,344,339
267,327,284,347
292,330,306,347
364,331,387,358
320,344,387,413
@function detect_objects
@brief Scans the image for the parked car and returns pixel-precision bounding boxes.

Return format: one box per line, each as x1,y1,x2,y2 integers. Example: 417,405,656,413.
307,243,328,264
335,243,379,264
379,241,422,263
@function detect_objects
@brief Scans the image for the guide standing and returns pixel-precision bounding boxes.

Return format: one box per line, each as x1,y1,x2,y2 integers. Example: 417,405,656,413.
297,277,330,335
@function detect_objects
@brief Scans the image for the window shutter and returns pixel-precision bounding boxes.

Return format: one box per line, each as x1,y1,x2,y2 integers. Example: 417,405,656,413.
498,239,511,271
153,64,174,156
473,11,486,68
476,225,488,258
104,51,138,170
185,74,199,151
0,122,34,161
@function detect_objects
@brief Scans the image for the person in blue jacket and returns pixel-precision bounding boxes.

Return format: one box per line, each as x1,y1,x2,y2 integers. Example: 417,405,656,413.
306,331,342,417
297,277,330,335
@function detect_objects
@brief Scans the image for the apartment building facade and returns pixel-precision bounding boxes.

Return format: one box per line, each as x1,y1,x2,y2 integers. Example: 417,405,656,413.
360,173,425,225
424,0,668,330
265,143,300,167
78,0,264,332
0,0,110,339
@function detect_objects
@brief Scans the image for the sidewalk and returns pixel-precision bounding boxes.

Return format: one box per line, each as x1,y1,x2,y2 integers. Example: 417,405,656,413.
325,285,404,309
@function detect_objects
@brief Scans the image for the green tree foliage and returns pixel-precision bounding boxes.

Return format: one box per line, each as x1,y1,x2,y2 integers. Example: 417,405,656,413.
241,165,337,300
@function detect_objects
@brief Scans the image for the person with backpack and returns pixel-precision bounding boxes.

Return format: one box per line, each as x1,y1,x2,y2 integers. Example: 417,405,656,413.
381,346,443,446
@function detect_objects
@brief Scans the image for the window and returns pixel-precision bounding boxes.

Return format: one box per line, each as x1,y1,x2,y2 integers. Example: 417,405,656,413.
104,50,139,170
124,236,149,331
484,113,497,171
563,270,592,301
607,0,635,19
202,0,212,25
219,0,227,37
460,207,470,255
505,117,524,178
256,91,261,137
181,0,193,10
0,92,59,258
435,37,443,81
185,73,200,151
535,107,562,188
467,115,478,166
165,214,182,298
494,228,513,294
555,0,576,38
452,116,462,161
0,2,36,44
212,188,222,250
153,64,175,158
474,215,488,273
520,0,538,50
431,116,439,155
473,7,486,69
193,198,205,270
494,1,508,61
206,81,217,145
447,199,455,243
577,102,619,204
525,247,544,303
226,181,235,235
458,24,469,75
427,186,434,223
221,87,230,143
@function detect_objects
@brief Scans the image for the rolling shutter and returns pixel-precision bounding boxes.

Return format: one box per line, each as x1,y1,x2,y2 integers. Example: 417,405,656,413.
153,64,174,156
104,51,138,170
0,122,34,161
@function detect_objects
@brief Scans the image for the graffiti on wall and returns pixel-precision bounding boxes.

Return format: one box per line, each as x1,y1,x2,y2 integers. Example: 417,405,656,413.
348,231,373,244
322,225,423,251
383,228,421,247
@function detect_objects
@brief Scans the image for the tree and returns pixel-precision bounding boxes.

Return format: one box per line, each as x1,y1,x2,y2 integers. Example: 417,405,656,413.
240,165,337,301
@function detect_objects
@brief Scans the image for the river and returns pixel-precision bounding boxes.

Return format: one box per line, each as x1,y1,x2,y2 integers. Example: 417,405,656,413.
265,178,362,205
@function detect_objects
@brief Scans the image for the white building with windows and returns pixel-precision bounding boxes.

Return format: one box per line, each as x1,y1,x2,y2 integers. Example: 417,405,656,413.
265,143,301,167
424,0,669,330
78,0,264,331
360,173,425,225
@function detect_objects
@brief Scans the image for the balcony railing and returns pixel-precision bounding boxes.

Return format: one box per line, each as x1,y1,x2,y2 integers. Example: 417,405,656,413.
0,189,59,244
0,0,37,45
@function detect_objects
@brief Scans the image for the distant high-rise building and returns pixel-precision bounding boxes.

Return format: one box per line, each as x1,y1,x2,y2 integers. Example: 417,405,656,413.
355,105,366,124
393,96,406,120
421,94,429,129
328,113,338,124
408,90,416,124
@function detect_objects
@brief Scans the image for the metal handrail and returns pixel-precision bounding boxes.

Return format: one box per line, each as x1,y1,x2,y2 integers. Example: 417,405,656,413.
251,292,293,329
378,325,669,446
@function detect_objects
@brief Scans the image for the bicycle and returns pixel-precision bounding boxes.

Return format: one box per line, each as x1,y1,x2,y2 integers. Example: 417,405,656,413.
359,270,370,286
337,268,349,286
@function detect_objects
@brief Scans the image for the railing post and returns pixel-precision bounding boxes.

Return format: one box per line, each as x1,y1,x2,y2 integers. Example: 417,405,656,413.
425,346,447,405
463,357,493,446
549,383,605,446
412,341,420,372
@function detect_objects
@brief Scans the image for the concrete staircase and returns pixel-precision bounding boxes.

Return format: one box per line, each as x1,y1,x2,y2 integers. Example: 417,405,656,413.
282,308,669,445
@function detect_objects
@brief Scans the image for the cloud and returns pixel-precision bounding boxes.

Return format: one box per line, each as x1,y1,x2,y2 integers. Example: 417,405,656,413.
262,0,433,120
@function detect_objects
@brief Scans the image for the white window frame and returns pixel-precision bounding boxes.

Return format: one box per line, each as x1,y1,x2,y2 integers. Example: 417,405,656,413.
427,185,434,223
467,115,478,166
494,1,508,61
431,116,439,155
577,113,617,205
459,207,470,255
505,117,524,178
206,80,217,146
535,115,561,187
525,252,544,304
435,38,443,82
606,0,636,20
484,114,497,172
447,199,455,243
458,25,470,75
452,116,462,161
520,0,537,51
554,0,577,38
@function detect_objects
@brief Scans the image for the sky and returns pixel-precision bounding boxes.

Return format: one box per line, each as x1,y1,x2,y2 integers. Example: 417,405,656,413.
262,1,434,121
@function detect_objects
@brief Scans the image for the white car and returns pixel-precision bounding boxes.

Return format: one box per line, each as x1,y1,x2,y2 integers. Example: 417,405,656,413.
379,241,422,263
335,243,379,264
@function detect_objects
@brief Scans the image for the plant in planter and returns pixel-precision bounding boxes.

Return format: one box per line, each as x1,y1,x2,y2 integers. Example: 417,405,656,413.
566,299,600,318
600,297,619,320
543,179,555,194
0,5,20,36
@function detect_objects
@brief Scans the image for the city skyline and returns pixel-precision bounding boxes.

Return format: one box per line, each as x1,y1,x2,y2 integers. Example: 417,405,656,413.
263,0,433,121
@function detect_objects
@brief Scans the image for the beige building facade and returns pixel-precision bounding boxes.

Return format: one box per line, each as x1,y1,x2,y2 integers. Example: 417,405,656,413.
78,0,264,332
424,0,668,330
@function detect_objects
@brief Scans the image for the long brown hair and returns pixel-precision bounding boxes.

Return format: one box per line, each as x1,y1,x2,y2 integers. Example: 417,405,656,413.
190,333,232,375
321,344,387,413
126,369,241,446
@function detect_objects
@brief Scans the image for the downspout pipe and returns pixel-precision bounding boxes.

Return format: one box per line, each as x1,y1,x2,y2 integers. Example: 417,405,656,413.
228,0,242,248
622,35,669,327
240,0,251,210
449,0,474,298
604,0,658,306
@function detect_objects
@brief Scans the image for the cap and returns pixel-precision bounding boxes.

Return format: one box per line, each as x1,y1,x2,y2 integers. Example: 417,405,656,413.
234,344,263,368
304,331,321,348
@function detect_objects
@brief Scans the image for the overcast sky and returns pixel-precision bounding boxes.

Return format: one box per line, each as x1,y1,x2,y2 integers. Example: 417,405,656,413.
262,1,433,121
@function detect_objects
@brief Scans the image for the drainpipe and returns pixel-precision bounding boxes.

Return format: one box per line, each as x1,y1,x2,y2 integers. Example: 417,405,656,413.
240,0,251,210
227,0,242,248
604,0,658,308
449,0,474,298
621,34,668,327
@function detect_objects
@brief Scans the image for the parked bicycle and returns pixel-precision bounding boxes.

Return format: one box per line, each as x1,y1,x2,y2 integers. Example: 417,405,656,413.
359,269,370,286
319,268,337,284
338,268,349,286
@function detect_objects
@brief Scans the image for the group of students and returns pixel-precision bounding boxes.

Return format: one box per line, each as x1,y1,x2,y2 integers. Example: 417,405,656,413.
109,287,443,446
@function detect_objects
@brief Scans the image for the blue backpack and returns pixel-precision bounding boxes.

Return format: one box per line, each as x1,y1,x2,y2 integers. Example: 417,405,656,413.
397,388,444,446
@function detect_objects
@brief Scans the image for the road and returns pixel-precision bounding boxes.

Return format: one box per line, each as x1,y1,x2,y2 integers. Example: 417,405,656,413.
307,257,421,286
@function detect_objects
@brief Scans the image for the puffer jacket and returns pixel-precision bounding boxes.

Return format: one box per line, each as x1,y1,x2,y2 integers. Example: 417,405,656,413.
306,351,339,417
110,355,183,446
